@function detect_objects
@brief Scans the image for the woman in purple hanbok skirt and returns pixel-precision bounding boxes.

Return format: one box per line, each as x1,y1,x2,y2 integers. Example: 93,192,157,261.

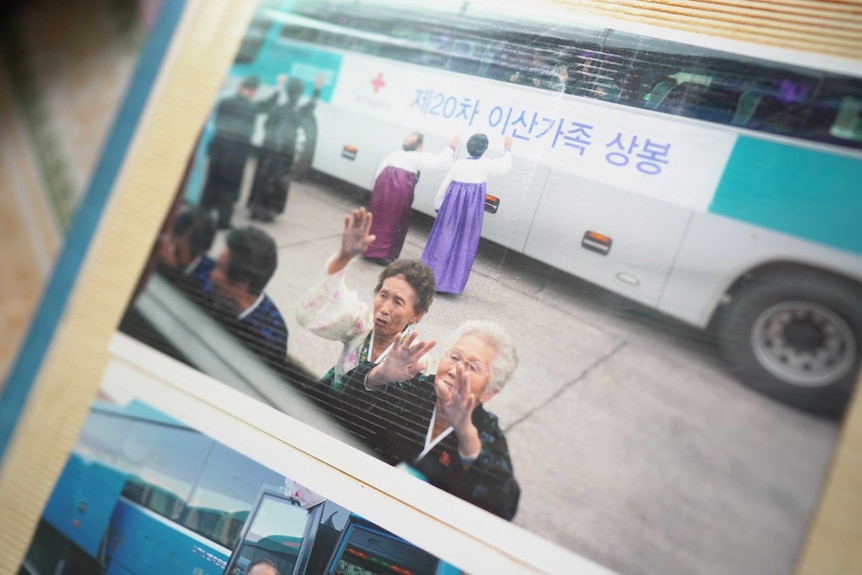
364,132,459,264
422,134,512,294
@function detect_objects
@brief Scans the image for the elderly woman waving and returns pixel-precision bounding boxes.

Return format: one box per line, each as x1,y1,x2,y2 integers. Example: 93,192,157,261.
297,208,437,438
340,320,521,520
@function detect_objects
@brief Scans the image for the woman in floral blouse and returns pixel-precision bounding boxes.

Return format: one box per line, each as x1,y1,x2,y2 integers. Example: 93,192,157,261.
297,208,437,437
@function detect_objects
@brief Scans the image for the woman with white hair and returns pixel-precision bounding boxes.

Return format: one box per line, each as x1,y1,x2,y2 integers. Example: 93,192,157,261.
339,319,521,520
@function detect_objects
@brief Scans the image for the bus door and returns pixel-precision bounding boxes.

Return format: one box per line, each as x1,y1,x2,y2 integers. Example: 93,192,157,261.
223,488,324,575
41,453,127,559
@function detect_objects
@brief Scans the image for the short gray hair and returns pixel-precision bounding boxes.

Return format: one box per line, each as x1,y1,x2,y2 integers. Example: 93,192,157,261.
443,320,518,392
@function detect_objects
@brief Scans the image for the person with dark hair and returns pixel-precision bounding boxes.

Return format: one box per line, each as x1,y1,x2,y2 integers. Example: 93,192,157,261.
157,206,217,298
246,558,279,575
298,208,436,397
209,226,288,364
200,75,279,230
298,209,437,446
339,320,521,520
247,74,324,223
421,134,513,294
362,132,460,266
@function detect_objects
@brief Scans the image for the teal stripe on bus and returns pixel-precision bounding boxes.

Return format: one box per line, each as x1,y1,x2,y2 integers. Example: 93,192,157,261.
710,137,862,255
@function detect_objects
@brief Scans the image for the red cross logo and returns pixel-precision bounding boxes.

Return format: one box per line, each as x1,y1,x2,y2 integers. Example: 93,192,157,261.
371,72,386,93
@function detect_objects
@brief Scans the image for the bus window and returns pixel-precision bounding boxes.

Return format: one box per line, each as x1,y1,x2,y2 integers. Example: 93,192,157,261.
801,78,862,147
379,41,426,65
831,96,862,140
280,23,322,45
113,420,213,521
650,77,743,125
227,491,318,575
326,516,440,575
448,39,481,75
235,15,273,64
182,443,284,548
476,41,515,82
566,49,624,101
75,411,134,468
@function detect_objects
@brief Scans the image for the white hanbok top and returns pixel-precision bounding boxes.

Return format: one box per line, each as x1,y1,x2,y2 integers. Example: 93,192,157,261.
434,150,512,210
374,146,456,181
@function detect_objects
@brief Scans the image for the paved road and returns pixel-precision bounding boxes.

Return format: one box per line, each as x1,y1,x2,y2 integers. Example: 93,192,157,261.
214,171,839,575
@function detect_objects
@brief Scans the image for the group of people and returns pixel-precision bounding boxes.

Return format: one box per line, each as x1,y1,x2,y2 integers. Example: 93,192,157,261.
157,208,288,367
364,131,513,295
200,72,515,298
200,73,321,229
158,73,524,520
157,203,521,520
298,208,520,519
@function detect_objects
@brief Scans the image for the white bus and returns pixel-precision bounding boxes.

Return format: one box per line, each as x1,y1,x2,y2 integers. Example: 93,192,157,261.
202,0,862,415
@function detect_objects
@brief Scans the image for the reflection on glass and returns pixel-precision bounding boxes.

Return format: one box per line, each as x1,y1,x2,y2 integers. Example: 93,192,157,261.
75,412,134,468
184,443,284,548
229,492,312,575
115,422,213,520
328,519,439,575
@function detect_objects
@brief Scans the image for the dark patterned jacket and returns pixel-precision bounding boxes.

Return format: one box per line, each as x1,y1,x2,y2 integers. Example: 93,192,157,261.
338,362,520,520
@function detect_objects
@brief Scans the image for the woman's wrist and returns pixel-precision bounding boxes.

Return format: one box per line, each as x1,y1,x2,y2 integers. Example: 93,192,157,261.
327,250,355,275
364,363,388,390
455,422,481,457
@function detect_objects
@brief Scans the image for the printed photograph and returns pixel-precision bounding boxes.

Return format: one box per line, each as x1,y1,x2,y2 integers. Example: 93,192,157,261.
19,376,464,575
116,1,862,573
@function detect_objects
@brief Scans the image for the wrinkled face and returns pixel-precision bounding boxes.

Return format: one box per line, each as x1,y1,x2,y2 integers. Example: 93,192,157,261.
372,275,423,341
210,248,243,309
435,335,498,404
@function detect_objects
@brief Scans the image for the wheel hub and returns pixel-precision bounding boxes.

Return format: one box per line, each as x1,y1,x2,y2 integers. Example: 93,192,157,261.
752,301,855,387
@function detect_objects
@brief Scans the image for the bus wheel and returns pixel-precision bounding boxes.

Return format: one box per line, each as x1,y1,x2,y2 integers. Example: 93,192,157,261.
717,272,862,417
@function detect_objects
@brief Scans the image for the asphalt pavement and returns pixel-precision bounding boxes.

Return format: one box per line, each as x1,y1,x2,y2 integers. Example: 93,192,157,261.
212,167,839,575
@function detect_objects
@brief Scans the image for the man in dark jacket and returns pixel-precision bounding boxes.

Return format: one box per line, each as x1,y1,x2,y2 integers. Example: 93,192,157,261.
200,75,276,229
247,75,323,222
208,226,288,367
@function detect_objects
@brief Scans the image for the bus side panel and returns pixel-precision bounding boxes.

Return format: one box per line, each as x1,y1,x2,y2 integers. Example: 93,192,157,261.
710,137,862,256
314,105,385,189
106,499,230,575
42,454,126,558
524,171,692,308
658,212,862,328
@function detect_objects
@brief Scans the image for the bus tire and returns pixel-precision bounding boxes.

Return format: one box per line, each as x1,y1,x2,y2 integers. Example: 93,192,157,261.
294,116,317,182
717,271,862,418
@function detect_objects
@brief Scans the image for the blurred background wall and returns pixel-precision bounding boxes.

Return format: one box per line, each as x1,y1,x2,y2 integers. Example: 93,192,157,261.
0,0,162,382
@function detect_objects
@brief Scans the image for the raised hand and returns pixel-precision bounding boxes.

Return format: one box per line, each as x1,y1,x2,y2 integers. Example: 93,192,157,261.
341,207,374,258
438,364,477,436
327,208,376,275
369,332,436,388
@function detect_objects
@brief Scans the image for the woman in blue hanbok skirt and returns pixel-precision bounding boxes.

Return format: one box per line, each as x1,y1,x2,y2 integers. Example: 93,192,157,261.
421,134,512,294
